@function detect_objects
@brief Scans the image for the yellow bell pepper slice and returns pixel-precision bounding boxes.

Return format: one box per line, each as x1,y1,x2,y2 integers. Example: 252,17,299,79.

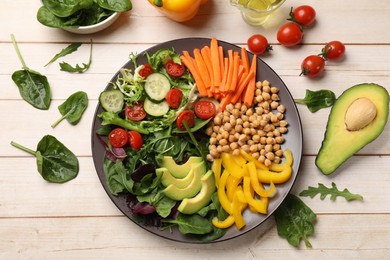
243,176,268,214
232,188,246,230
256,166,292,184
217,169,233,215
221,153,245,178
269,149,293,172
246,161,276,198
226,175,242,202
239,148,268,170
212,215,235,229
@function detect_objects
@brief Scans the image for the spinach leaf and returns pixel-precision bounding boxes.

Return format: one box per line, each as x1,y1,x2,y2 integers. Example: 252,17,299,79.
51,91,88,128
274,194,316,248
103,157,125,195
299,182,363,201
45,42,82,67
59,40,93,73
37,6,79,28
294,89,336,113
96,0,132,12
11,34,51,110
163,213,213,235
42,0,94,17
10,135,79,183
137,188,176,218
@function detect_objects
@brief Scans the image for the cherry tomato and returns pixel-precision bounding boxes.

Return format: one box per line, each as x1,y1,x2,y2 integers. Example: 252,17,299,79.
109,128,128,148
301,55,326,78
194,100,216,120
139,64,154,78
166,60,185,77
247,34,272,55
128,130,143,150
176,110,195,131
291,5,316,26
277,22,303,47
165,88,184,109
125,101,147,121
323,41,346,60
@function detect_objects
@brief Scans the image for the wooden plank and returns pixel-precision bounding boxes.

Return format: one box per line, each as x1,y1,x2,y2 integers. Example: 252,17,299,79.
1,156,389,218
1,214,390,259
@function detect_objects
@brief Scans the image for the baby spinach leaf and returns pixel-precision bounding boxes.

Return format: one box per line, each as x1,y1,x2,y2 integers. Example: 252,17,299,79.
299,182,363,201
163,213,213,235
274,194,316,248
11,34,51,110
294,89,336,113
37,6,79,28
96,0,132,12
10,135,79,183
51,91,88,128
42,0,94,17
59,40,93,73
45,42,82,67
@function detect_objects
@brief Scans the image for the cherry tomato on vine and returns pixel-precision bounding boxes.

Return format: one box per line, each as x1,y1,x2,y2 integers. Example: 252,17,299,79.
176,110,195,131
165,88,184,109
128,130,143,150
139,64,154,78
166,60,185,77
194,100,216,119
300,55,325,78
109,128,129,148
322,41,346,60
291,5,316,26
125,101,147,121
247,34,272,55
277,22,303,47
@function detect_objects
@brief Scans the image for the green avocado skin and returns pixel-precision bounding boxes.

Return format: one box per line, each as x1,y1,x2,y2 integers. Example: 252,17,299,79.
316,83,389,175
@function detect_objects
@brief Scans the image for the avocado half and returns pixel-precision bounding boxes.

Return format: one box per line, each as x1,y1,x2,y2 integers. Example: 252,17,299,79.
316,83,389,175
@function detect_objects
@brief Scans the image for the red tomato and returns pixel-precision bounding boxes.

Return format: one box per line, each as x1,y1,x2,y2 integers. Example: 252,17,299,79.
247,34,272,55
165,88,184,109
194,100,216,119
176,110,195,131
139,64,154,78
166,60,185,77
128,130,143,150
291,5,316,26
323,41,346,60
277,22,303,47
301,55,326,78
109,128,128,148
125,101,147,121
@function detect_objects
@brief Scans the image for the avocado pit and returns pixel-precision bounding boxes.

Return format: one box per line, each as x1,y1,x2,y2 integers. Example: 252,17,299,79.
345,97,377,131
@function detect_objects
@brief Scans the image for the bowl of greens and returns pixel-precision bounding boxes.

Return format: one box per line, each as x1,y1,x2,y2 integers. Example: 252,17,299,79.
37,0,132,34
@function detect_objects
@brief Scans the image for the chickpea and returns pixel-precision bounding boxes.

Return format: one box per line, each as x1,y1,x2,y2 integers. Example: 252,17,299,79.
277,105,286,113
275,136,285,144
265,144,273,153
271,101,279,110
222,131,229,140
250,144,258,153
279,126,288,134
266,136,275,145
222,145,230,153
246,108,254,116
276,112,284,120
264,159,272,167
271,94,280,101
259,155,266,163
266,152,275,161
253,134,260,143
271,114,278,123
241,105,248,113
273,129,281,137
235,124,243,133
271,86,279,94
224,122,232,132
260,136,267,145
223,115,230,123
207,154,214,162
243,128,251,135
216,145,223,153
230,142,238,150
210,137,217,145
210,148,219,158
255,89,262,96
262,92,271,101
241,144,250,152
274,156,281,164
275,149,283,157
243,121,250,128
234,102,242,110
256,81,262,89
262,80,270,87
232,149,240,156
219,138,228,146
262,85,271,93
230,117,237,127
279,120,288,127
213,115,222,125
236,118,243,125
252,152,260,159
226,103,234,112
232,108,240,117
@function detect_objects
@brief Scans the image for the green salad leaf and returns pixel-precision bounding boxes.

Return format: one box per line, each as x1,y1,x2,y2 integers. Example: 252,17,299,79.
295,89,336,113
51,91,88,128
45,42,82,67
59,40,93,73
299,182,363,201
274,194,316,248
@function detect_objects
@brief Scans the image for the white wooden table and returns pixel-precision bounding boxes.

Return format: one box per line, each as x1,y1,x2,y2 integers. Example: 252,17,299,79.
1,0,390,259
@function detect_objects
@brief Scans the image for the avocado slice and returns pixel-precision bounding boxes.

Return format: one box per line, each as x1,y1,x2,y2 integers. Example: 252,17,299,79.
158,167,195,189
316,83,389,175
178,170,216,214
160,156,203,178
162,162,205,200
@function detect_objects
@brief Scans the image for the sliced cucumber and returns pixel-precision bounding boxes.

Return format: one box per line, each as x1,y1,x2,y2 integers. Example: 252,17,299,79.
144,73,171,102
144,98,169,117
99,89,124,113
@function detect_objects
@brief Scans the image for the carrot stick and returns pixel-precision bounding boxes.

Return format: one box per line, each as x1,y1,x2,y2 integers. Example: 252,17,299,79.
218,93,234,112
219,46,225,78
229,53,241,92
219,57,229,92
201,46,214,89
240,47,250,73
231,70,254,104
180,54,208,97
210,38,221,87
243,54,257,106
193,48,211,88
224,50,234,92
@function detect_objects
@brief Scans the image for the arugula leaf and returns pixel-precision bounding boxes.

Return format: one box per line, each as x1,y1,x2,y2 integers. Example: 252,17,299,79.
59,40,93,73
163,213,213,235
274,194,316,248
294,89,336,113
299,182,363,201
45,42,82,67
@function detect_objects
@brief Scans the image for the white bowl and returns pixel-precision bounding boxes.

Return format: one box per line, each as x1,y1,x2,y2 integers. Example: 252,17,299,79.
62,12,121,34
